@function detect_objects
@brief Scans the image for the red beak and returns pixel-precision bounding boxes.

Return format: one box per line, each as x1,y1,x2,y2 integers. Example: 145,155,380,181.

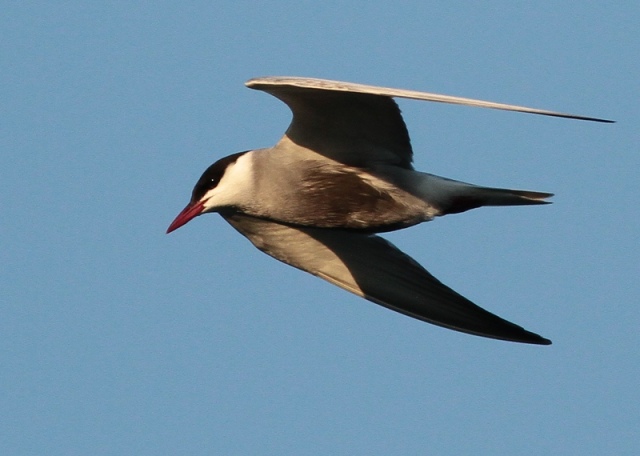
166,201,205,233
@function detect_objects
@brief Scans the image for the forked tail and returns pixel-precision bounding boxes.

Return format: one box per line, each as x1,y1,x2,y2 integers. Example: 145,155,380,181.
417,173,553,215
443,186,553,215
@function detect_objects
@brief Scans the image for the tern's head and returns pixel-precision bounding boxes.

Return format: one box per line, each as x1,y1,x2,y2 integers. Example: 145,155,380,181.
167,151,250,233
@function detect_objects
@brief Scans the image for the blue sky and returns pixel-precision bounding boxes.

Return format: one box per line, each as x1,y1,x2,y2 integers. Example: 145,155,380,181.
2,2,638,454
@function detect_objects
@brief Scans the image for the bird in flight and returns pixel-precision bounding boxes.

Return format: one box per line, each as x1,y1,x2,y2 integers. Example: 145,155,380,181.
167,77,612,345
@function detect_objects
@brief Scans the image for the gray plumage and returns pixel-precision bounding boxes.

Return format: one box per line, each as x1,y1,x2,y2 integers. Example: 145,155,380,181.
168,76,612,345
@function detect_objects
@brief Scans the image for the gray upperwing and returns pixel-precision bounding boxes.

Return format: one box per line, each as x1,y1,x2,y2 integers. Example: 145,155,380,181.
221,211,551,345
246,76,614,124
247,78,414,168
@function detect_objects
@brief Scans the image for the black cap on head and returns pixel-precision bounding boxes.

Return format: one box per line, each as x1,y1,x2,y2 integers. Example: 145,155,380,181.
191,151,248,202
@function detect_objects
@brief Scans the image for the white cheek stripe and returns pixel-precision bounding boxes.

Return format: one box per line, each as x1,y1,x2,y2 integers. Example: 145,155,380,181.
229,152,255,181
202,152,255,211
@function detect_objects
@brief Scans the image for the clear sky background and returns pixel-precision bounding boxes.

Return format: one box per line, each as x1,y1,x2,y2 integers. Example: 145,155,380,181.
2,2,638,455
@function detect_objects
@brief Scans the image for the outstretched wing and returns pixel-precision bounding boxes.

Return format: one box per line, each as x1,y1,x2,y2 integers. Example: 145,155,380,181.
246,76,613,169
221,211,551,345
247,77,415,168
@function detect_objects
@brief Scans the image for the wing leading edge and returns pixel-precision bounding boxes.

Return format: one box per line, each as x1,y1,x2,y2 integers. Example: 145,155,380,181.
247,76,614,123
221,211,551,345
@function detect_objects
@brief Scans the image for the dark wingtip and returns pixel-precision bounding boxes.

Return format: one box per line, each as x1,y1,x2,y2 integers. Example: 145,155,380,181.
577,116,615,124
530,335,552,346
547,112,615,123
496,328,552,345
586,117,615,124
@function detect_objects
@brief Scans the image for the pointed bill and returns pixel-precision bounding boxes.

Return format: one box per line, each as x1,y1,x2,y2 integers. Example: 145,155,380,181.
167,201,205,233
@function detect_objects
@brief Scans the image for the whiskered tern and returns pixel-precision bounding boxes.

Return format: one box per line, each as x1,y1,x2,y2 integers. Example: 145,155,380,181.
168,77,612,345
